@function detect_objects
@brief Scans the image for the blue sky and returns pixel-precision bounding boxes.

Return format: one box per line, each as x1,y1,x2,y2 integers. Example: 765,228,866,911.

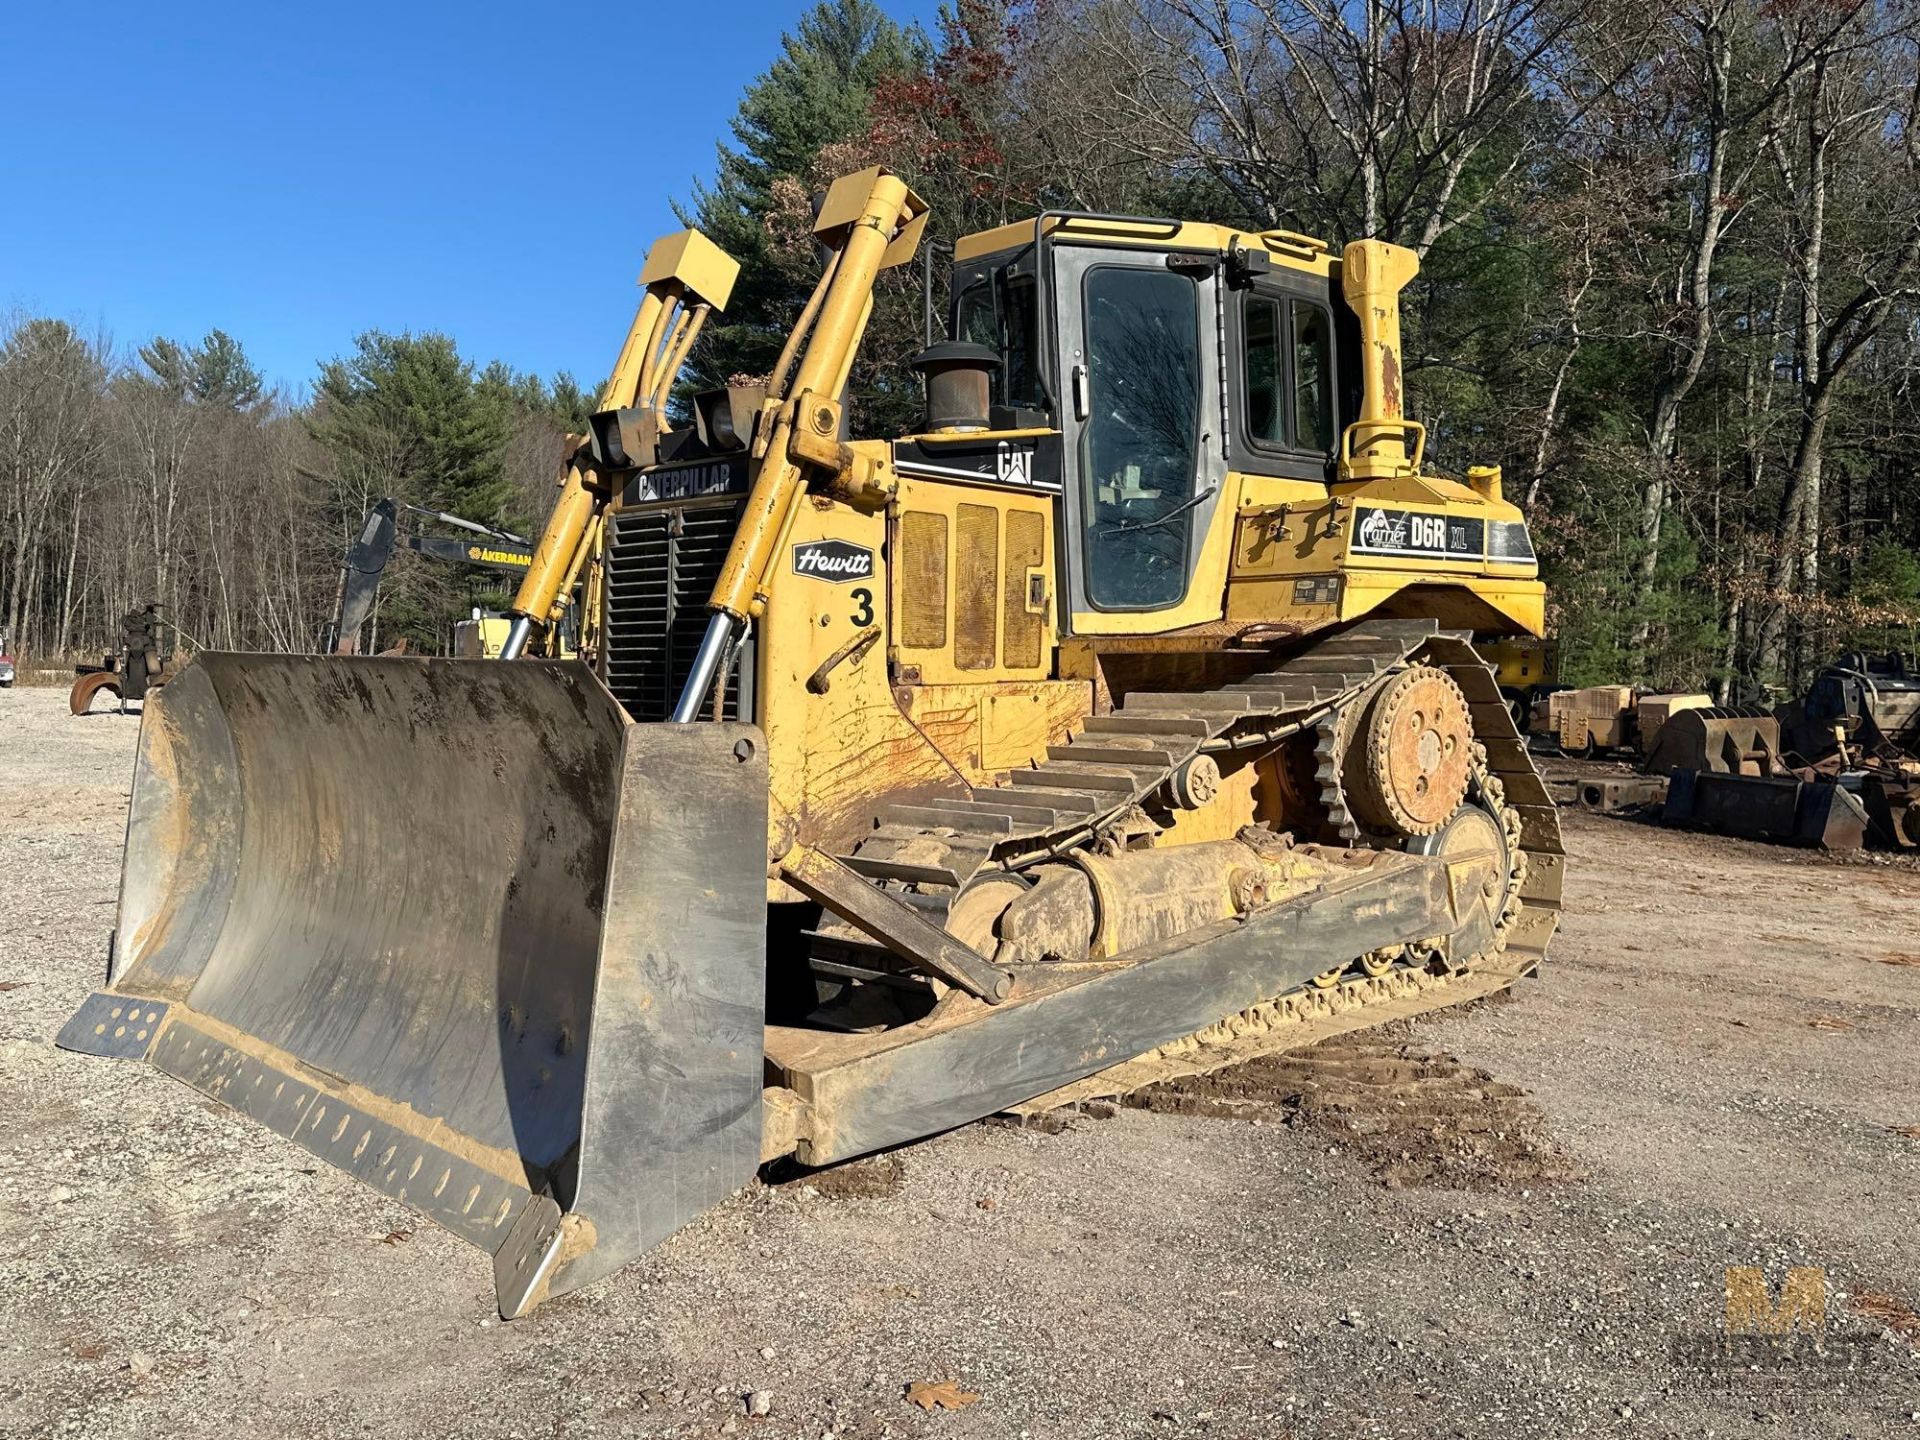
1,1,939,397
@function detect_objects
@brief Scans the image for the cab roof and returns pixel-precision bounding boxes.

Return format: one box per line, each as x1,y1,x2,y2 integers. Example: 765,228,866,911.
953,215,1340,278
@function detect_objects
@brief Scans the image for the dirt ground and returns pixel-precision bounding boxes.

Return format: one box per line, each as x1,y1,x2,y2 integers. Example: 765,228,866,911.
2,687,1917,1439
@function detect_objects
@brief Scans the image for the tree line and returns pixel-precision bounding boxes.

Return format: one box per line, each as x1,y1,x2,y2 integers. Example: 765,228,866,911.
5,0,1918,693
686,0,1920,693
0,319,586,668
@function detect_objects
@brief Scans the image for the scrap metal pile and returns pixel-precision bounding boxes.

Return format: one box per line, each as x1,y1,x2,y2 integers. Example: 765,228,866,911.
1563,653,1920,852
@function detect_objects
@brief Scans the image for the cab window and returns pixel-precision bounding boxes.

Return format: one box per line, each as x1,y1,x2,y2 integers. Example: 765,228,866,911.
955,275,1040,409
1081,266,1201,609
1238,294,1336,455
1245,297,1286,444
1293,303,1333,452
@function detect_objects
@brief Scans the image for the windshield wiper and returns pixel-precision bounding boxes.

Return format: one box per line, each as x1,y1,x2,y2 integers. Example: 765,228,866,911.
1107,485,1218,534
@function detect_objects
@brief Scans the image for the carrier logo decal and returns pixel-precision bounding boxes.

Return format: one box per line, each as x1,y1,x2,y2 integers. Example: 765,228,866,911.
792,539,875,582
996,442,1033,486
1351,505,1485,560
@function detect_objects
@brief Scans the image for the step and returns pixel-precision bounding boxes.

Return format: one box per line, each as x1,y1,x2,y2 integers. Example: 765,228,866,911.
1309,635,1406,657
1276,655,1376,677
1080,714,1214,738
1123,692,1253,714
1012,766,1139,794
877,803,1015,836
1344,618,1439,641
1226,676,1334,704
840,854,969,888
980,783,1105,813
1040,757,1177,788
888,798,1070,832
1049,742,1186,768
853,833,993,876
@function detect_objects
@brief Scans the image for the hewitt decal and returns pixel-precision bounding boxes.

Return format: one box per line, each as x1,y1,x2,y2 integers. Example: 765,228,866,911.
792,539,875,583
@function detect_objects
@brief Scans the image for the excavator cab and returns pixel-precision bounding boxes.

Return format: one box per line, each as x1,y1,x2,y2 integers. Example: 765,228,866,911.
59,169,1560,1318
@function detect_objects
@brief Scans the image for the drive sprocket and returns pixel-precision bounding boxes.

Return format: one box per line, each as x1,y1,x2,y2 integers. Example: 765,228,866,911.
1341,665,1474,839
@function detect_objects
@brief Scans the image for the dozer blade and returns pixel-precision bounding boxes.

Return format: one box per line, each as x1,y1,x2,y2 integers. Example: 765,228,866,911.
56,654,769,1317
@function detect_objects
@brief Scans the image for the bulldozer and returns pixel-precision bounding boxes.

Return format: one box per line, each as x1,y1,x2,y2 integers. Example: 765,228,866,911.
58,169,1561,1317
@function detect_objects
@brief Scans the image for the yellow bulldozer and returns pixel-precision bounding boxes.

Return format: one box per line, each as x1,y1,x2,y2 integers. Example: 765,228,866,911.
59,169,1561,1316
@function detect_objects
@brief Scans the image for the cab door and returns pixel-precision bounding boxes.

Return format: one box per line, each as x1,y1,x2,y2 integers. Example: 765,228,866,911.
1052,247,1228,629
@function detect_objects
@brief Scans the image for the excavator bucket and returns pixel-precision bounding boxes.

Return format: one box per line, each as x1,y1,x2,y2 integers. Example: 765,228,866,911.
1662,768,1868,850
56,654,769,1316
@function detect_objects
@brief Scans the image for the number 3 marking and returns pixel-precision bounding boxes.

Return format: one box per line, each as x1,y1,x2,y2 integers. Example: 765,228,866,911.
850,587,874,627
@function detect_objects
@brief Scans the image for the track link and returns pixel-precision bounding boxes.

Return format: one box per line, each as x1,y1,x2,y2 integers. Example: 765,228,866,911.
810,620,1564,1066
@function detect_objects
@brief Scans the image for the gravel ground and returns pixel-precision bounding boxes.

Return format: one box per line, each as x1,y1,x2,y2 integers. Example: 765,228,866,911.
2,687,1917,1439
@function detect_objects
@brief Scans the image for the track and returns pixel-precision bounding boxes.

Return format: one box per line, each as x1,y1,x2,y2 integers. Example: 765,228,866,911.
811,618,1563,1092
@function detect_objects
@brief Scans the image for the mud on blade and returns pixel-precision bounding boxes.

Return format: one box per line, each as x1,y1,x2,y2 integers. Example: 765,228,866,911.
57,653,769,1316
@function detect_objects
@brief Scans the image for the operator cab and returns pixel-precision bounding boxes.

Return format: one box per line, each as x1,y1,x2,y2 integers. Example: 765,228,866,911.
928,217,1363,619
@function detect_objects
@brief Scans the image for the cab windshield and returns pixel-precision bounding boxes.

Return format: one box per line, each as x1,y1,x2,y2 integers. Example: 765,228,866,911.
1079,265,1202,608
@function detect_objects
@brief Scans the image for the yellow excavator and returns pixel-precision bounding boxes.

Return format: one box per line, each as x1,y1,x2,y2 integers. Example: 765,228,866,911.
59,169,1561,1317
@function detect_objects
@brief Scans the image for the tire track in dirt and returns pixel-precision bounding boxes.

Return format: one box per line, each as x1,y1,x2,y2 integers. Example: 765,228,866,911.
1123,1028,1585,1190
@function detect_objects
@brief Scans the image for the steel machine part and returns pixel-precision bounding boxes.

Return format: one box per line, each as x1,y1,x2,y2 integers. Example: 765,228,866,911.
1862,773,1920,848
1575,775,1669,813
1663,767,1868,850
69,669,123,715
60,655,769,1317
1547,685,1635,758
1341,665,1474,838
61,166,1563,1315
1780,652,1920,760
1641,706,1782,777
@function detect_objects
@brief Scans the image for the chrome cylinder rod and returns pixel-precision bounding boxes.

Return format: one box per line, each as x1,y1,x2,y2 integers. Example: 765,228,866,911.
498,615,535,661
671,611,740,723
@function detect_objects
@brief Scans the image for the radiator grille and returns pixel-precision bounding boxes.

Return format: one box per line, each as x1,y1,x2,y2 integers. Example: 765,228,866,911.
897,511,949,649
955,503,999,671
604,501,751,722
1003,509,1045,670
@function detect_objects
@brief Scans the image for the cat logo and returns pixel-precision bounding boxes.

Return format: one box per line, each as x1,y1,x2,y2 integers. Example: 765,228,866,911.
996,442,1033,487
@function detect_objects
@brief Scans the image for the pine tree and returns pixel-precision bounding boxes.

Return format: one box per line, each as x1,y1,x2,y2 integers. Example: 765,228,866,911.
136,330,263,409
310,332,514,523
683,0,926,390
